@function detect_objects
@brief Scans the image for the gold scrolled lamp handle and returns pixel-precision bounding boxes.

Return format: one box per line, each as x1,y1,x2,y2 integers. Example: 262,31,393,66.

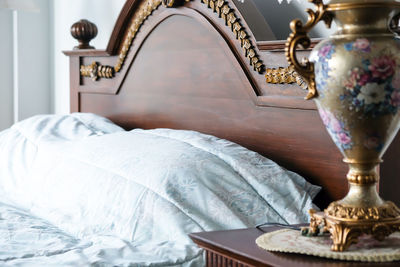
285,0,333,100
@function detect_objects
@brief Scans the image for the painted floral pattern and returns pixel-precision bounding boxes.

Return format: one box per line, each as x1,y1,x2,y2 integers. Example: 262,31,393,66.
344,38,371,52
340,52,400,117
319,108,353,151
315,43,335,94
364,134,383,151
312,39,400,154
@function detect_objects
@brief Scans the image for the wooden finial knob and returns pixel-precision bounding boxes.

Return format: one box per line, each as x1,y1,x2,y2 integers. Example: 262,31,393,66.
71,19,98,50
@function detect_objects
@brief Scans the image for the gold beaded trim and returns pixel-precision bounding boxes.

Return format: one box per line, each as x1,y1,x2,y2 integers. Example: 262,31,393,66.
115,0,163,72
200,0,264,73
265,66,308,89
347,170,378,185
80,62,114,81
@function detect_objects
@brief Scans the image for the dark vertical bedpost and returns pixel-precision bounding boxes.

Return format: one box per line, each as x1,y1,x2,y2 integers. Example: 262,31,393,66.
68,56,80,113
67,19,99,112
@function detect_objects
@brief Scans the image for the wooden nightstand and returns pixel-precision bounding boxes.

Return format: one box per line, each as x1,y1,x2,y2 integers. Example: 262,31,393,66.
189,226,399,267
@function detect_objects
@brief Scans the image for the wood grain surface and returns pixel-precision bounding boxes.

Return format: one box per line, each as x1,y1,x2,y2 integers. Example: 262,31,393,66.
190,226,400,267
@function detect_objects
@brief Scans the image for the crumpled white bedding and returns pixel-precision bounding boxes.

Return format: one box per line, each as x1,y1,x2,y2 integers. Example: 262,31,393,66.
0,113,320,266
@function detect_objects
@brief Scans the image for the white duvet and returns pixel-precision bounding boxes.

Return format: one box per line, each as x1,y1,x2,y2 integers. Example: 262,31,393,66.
0,113,320,266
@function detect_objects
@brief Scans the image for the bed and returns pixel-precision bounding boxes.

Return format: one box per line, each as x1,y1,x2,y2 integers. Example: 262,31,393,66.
1,0,399,266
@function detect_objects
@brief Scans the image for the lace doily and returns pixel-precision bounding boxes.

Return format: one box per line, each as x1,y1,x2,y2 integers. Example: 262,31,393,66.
256,229,400,262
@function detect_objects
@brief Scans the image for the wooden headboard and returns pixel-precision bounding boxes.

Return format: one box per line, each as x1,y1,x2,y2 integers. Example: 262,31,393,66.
64,0,400,208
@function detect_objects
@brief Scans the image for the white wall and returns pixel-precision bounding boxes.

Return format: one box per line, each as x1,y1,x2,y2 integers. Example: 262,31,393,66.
233,0,276,41
18,0,51,120
0,10,14,130
0,0,125,129
252,0,336,40
0,0,51,130
51,0,125,114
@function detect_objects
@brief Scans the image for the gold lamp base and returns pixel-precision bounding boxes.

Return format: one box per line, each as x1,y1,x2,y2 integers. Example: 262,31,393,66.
306,201,400,252
304,166,400,252
283,0,400,253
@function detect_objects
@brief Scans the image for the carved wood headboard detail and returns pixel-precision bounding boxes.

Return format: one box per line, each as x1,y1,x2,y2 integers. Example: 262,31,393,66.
70,0,317,110
64,0,400,208
79,0,265,81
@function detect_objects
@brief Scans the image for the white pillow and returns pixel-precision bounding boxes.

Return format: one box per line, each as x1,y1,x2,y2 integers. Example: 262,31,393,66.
0,113,123,207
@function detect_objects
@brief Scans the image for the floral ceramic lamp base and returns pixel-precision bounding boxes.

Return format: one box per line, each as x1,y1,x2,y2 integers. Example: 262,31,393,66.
285,0,400,252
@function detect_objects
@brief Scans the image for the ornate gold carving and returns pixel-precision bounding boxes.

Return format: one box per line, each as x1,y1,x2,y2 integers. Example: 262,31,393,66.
326,201,400,221
303,162,400,252
329,223,362,252
80,62,98,81
265,66,308,89
201,0,264,74
303,209,328,236
80,62,114,81
305,203,400,252
115,0,163,72
285,0,333,99
97,64,114,79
